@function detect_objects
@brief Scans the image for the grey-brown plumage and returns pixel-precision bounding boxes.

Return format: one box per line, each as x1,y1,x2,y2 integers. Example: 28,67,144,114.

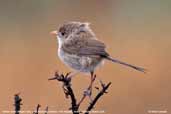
50,22,146,104
51,21,146,74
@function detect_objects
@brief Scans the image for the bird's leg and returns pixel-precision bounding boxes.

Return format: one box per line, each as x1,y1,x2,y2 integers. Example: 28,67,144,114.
77,94,86,107
88,72,96,95
77,72,96,107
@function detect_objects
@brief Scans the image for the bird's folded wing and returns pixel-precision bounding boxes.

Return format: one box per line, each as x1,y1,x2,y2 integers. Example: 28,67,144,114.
62,37,109,57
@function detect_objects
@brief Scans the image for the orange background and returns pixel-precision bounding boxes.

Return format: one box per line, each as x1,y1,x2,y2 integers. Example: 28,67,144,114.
0,0,170,113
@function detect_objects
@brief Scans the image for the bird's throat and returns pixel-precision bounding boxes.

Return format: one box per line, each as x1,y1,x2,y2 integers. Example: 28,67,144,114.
57,36,64,49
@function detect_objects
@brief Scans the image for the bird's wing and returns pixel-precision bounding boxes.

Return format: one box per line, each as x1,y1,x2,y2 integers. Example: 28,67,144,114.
62,36,109,57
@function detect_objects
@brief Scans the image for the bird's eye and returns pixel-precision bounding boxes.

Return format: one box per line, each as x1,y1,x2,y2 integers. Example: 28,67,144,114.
61,32,65,36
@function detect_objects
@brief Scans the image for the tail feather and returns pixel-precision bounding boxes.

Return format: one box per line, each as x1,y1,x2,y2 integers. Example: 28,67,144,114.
106,56,146,73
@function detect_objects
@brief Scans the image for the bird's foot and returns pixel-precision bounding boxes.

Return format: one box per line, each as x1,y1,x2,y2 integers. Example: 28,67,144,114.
84,88,93,102
77,87,93,108
84,88,92,97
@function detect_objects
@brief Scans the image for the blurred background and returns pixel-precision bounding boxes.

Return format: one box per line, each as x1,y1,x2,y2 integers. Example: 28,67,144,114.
0,0,170,114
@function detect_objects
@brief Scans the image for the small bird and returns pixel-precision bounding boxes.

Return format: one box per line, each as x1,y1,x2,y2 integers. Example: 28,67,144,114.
50,21,145,97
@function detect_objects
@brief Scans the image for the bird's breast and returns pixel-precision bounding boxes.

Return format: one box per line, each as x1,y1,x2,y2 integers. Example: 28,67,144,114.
58,48,83,70
58,48,104,73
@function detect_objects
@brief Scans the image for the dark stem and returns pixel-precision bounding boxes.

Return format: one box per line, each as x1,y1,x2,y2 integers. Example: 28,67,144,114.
84,82,111,114
33,104,41,114
14,93,22,114
48,72,79,114
49,71,111,114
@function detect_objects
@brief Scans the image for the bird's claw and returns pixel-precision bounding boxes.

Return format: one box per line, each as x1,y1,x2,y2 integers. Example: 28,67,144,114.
84,88,92,96
83,88,93,103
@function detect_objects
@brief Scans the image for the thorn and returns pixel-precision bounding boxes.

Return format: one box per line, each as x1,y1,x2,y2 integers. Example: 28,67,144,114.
48,76,57,80
14,92,21,96
61,74,64,79
100,80,105,88
66,72,71,76
95,86,99,90
37,104,41,108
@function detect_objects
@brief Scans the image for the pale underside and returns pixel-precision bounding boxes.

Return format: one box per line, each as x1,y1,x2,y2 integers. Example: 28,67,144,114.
57,35,107,73
58,48,104,73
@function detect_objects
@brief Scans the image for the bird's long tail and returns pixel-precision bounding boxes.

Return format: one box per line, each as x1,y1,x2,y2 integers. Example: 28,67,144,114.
106,56,146,73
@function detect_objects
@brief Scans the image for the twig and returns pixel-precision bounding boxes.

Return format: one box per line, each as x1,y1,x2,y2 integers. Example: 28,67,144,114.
14,93,22,114
84,82,112,114
44,106,48,114
33,104,41,114
48,72,79,114
49,71,112,114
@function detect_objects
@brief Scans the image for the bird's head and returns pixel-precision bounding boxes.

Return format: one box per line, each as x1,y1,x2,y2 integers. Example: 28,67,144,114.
50,21,91,41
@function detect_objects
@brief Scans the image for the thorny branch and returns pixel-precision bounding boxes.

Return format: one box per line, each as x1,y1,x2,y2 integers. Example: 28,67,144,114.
85,82,111,114
14,93,22,114
48,72,79,114
33,104,41,114
49,71,111,114
13,96,48,114
12,71,111,114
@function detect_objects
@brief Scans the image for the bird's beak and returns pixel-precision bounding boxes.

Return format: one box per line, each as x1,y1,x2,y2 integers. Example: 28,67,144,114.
50,30,58,36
